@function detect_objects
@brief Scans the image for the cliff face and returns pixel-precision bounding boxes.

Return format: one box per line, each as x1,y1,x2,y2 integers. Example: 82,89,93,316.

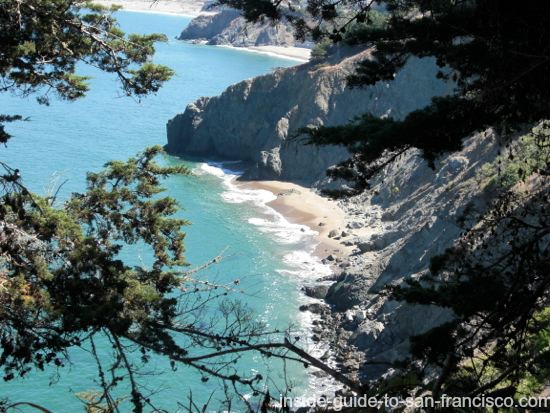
319,131,502,380
166,51,450,185
179,9,298,47
165,47,532,385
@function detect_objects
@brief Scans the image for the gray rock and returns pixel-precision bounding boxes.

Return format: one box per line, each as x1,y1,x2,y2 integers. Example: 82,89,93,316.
325,274,374,312
179,9,240,42
166,55,450,185
299,303,328,314
328,229,339,238
164,39,508,384
303,285,330,299
356,241,372,253
350,320,385,349
179,8,299,47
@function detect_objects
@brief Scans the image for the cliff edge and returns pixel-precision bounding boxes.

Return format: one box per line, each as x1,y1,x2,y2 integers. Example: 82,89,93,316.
178,8,304,48
166,51,450,186
165,50,516,385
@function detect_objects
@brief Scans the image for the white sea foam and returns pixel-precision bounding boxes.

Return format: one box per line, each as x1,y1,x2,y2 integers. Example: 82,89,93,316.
197,161,337,397
196,162,229,177
197,162,321,248
281,250,333,279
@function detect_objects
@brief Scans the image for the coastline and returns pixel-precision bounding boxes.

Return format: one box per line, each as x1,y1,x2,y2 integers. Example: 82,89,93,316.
215,44,311,63
238,179,355,396
238,180,352,262
93,0,212,17
94,1,311,62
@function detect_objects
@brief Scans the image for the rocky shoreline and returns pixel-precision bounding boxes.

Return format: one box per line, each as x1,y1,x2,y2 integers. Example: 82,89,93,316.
238,127,504,392
166,41,505,390
289,130,500,384
167,51,449,185
177,5,312,62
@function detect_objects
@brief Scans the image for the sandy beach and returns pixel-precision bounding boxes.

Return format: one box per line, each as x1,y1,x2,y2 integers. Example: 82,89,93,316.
239,180,353,261
239,45,311,62
94,1,311,62
94,0,211,16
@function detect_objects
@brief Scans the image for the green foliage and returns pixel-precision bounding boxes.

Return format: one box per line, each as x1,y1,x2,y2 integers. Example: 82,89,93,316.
225,0,550,193
310,38,332,62
219,0,550,405
0,0,173,106
0,2,348,410
478,121,550,190
0,115,24,145
439,307,550,404
516,308,550,396
0,147,190,379
300,96,473,191
0,0,175,150
342,10,389,43
391,176,550,402
0,5,179,395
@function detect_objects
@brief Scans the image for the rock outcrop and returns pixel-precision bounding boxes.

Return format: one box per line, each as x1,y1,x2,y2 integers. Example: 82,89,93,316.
179,8,298,47
321,130,502,380
166,51,450,185
166,48,508,384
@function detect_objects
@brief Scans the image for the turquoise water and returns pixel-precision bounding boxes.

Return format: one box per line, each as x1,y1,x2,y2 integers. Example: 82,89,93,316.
0,11,328,411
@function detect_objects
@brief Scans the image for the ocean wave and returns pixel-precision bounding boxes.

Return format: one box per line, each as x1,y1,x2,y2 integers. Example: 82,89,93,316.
197,161,337,397
197,162,319,247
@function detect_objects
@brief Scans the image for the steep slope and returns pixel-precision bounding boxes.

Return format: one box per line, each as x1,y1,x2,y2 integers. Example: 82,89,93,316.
318,131,502,379
166,51,450,185
179,8,298,47
165,46,547,387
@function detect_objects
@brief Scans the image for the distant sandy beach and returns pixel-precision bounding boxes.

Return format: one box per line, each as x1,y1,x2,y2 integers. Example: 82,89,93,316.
94,1,311,62
240,181,352,261
217,44,311,62
94,0,211,17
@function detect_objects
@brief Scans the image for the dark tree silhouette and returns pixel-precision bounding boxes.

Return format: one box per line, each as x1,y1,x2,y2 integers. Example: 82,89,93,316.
0,2,351,412
219,0,550,408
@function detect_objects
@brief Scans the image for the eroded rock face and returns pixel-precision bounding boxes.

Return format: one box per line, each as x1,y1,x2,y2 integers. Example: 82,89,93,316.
165,49,498,383
179,9,242,43
179,9,297,47
166,52,449,185
331,131,502,380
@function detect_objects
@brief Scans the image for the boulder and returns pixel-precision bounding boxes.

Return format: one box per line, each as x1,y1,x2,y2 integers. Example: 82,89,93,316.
302,285,330,299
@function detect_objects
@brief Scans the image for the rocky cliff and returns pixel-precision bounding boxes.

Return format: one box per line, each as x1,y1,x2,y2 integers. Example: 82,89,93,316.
309,130,503,381
179,8,299,47
165,49,515,385
166,51,450,185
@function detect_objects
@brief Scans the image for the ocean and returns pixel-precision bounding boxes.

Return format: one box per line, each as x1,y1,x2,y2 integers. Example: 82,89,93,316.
0,11,331,411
